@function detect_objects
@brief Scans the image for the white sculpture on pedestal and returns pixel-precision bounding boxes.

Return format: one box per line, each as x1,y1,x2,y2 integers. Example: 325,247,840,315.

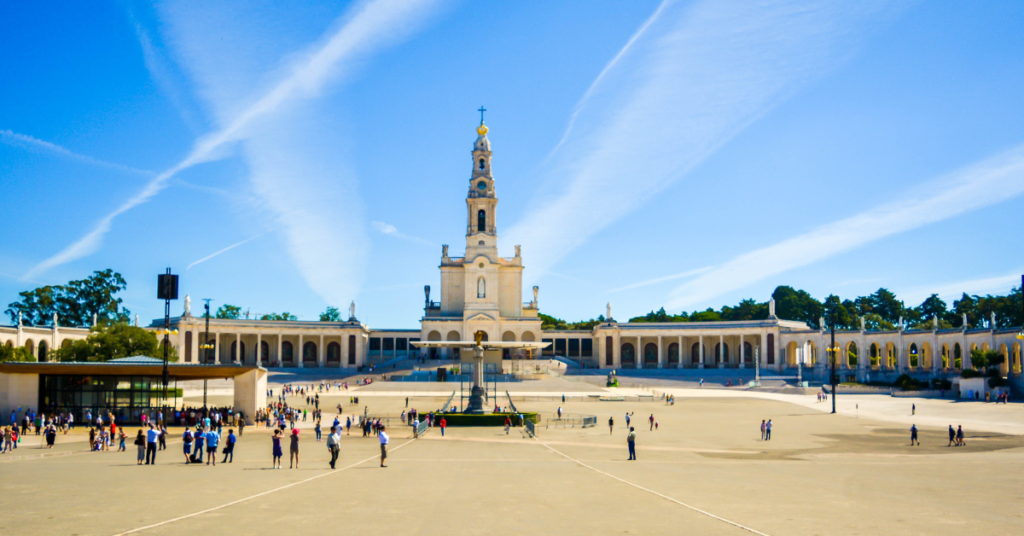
606,302,612,321
768,298,776,318
183,294,192,317
349,301,356,321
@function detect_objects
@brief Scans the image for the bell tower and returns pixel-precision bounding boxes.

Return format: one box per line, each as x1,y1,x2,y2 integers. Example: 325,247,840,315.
466,107,497,261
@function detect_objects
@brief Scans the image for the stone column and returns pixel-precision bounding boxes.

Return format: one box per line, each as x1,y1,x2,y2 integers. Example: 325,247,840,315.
719,334,725,369
319,334,325,368
698,335,704,369
214,332,221,364
277,334,283,367
236,333,241,364
613,332,620,368
678,335,683,369
256,333,262,366
342,333,350,367
657,336,663,369
739,334,745,369
298,334,304,368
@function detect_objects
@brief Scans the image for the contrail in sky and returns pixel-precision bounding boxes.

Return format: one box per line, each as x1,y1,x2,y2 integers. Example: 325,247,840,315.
664,143,1024,309
1,129,152,175
505,0,910,281
24,0,442,281
187,233,270,270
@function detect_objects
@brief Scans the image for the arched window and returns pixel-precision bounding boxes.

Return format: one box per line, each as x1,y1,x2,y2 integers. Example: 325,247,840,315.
477,209,486,232
477,277,486,299
479,158,486,171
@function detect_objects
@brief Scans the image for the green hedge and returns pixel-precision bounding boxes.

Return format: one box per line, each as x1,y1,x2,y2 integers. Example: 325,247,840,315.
433,412,538,427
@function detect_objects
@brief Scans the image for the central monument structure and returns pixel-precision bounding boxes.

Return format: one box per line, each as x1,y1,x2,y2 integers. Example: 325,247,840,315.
413,113,548,414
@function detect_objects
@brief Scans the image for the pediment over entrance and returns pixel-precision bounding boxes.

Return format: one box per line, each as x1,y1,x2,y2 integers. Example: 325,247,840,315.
466,313,495,323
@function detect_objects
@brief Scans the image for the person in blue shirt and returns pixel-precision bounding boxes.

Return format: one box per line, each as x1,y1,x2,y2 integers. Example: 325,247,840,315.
144,424,160,465
192,427,205,463
221,430,236,463
205,428,220,466
182,428,194,464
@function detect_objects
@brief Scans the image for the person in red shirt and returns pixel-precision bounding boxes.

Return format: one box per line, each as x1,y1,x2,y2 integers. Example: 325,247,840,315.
504,417,511,435
439,418,447,437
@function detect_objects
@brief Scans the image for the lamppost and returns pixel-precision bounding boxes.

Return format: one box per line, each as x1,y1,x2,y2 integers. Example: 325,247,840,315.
157,268,178,421
200,299,214,408
824,301,839,414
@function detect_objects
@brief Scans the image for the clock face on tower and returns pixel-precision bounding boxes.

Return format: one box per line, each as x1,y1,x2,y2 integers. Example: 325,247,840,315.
477,181,487,190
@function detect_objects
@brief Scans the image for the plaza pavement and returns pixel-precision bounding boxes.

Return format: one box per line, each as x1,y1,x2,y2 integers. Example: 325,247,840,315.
3,373,1023,535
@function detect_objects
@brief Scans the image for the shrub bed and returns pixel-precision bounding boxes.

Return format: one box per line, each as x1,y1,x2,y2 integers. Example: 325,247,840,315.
434,412,538,427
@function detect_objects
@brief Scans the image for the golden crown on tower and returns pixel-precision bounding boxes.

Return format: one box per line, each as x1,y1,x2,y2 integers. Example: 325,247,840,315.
477,122,488,136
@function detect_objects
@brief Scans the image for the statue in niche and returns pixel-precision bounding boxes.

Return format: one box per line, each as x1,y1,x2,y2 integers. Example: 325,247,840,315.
477,277,486,299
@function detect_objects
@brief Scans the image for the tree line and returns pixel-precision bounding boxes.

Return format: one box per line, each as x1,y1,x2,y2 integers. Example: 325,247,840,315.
545,284,1022,331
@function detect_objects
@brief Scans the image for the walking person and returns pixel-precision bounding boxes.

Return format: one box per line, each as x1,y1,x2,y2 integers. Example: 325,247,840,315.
504,416,511,435
912,403,915,416
158,425,168,451
289,428,300,469
145,423,159,465
948,425,955,447
765,419,772,441
221,429,235,463
327,426,340,469
182,428,194,464
271,429,283,469
134,430,146,465
627,427,636,460
956,425,965,446
117,429,126,451
439,417,446,437
760,420,766,440
649,414,654,431
910,424,919,446
193,427,205,463
609,416,614,435
315,420,322,442
379,425,389,467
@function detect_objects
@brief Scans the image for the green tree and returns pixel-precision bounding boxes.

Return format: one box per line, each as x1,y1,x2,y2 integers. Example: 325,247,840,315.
262,312,298,321
952,293,979,328
5,269,130,326
689,309,722,322
720,299,768,321
0,345,35,362
319,306,341,322
50,323,178,362
772,286,824,328
216,304,242,319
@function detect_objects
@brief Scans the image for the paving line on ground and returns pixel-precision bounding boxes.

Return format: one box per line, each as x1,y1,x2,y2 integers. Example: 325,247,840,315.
109,438,417,536
532,438,772,536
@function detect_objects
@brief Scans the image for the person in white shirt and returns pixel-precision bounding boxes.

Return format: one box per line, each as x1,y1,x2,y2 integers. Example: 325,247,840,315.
326,426,341,469
379,426,389,468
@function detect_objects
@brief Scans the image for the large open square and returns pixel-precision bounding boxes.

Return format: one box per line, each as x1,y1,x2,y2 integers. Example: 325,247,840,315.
4,373,1023,536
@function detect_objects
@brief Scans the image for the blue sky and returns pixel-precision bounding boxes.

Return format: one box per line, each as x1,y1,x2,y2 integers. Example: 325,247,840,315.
2,0,1023,328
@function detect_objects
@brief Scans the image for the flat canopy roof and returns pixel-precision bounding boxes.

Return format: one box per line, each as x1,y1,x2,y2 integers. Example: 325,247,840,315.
0,361,261,380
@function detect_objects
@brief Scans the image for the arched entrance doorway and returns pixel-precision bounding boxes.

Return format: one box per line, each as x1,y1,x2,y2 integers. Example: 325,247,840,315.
643,343,658,368
621,343,635,369
667,343,679,367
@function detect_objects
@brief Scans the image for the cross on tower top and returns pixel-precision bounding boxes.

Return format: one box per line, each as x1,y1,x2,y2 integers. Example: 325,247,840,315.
478,106,486,124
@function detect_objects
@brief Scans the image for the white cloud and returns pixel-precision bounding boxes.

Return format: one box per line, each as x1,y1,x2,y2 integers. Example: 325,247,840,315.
900,271,1023,306
1,129,152,176
372,221,433,247
504,0,908,280
664,144,1024,309
25,0,443,307
609,266,712,293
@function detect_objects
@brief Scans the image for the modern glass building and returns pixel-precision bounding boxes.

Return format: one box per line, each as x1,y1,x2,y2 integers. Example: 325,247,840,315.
0,357,266,426
39,372,178,425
